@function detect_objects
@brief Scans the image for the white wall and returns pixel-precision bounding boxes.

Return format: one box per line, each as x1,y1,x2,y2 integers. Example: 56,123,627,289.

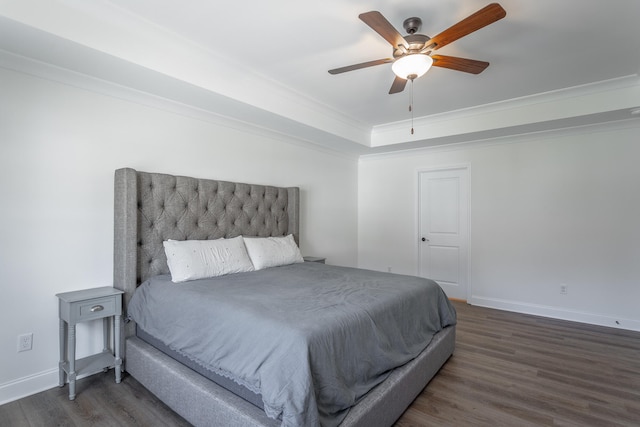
359,124,640,331
0,66,358,403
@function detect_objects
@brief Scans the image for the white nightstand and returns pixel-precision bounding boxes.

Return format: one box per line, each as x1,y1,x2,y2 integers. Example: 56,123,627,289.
56,287,124,400
303,256,326,264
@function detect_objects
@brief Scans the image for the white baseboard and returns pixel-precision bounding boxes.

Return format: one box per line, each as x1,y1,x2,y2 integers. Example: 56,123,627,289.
0,368,59,405
0,366,113,405
469,296,640,332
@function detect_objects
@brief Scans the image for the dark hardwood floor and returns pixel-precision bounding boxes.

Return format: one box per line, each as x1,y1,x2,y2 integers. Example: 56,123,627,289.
0,368,190,427
396,302,640,427
2,301,639,426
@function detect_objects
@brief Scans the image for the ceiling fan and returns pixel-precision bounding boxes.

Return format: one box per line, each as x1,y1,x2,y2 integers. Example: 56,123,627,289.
328,3,506,94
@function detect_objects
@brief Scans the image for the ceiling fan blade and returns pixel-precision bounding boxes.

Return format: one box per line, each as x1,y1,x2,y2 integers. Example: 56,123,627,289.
431,55,489,74
389,76,407,94
359,11,409,49
427,3,506,51
328,58,393,75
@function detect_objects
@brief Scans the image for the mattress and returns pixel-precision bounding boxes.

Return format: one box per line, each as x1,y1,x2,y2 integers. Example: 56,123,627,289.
127,262,456,426
136,325,265,409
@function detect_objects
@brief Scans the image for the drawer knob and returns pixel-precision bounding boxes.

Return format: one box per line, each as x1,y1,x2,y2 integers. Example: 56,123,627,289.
90,305,104,312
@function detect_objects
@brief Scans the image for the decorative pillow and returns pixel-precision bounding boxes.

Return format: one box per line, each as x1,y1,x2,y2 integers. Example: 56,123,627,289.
163,236,254,283
243,235,304,270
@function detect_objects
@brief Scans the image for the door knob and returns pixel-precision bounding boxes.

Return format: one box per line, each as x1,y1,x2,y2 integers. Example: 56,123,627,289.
421,237,429,242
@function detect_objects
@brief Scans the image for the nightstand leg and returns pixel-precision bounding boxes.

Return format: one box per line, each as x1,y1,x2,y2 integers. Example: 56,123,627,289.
68,324,76,400
58,319,66,387
101,317,110,372
114,314,122,383
102,317,109,352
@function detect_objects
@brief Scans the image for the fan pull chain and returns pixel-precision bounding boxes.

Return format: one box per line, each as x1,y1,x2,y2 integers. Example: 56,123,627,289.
409,77,415,135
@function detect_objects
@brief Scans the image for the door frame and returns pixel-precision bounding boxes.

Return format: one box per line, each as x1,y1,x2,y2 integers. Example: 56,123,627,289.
415,163,471,301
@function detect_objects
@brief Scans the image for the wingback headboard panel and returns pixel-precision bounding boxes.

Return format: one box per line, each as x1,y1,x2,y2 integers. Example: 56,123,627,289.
114,168,300,338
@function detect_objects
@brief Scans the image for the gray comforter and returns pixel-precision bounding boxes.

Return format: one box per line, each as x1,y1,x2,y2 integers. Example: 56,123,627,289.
127,262,456,427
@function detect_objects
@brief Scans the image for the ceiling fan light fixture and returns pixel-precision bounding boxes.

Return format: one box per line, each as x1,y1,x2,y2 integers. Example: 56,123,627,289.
392,54,433,80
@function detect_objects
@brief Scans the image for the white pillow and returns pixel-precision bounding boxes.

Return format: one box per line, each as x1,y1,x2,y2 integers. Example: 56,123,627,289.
163,236,254,283
243,235,304,270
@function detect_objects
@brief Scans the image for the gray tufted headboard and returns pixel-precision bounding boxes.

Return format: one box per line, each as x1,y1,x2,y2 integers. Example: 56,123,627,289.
113,168,300,338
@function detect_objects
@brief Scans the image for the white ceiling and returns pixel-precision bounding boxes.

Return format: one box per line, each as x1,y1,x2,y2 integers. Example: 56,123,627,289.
1,0,639,154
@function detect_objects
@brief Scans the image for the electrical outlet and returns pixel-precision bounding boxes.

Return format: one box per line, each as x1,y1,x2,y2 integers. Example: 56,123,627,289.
560,284,568,295
17,333,33,352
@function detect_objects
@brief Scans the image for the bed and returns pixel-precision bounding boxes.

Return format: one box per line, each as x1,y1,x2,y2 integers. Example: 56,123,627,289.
113,167,456,427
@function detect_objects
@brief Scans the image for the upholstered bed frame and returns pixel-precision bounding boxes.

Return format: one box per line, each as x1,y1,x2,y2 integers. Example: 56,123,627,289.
113,167,455,427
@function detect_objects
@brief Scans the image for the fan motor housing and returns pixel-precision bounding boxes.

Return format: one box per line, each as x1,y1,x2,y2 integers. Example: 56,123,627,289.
393,33,432,58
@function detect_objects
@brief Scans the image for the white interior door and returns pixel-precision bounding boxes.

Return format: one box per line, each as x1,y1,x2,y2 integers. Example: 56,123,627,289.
418,167,469,300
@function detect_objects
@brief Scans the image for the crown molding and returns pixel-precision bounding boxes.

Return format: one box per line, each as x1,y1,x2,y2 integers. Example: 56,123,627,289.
361,116,640,161
371,75,640,147
0,11,371,150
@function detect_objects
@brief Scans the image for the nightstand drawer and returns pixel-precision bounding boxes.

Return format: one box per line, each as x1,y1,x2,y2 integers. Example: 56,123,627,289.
57,287,123,324
77,297,118,321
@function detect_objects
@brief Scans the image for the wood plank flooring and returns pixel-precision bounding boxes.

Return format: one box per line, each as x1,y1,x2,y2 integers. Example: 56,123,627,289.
395,302,640,426
2,301,639,426
1,367,190,427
